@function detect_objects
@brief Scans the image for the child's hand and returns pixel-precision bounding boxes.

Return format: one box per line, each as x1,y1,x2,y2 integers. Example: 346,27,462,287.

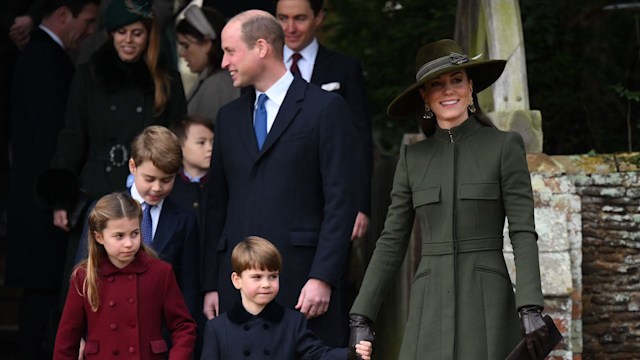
355,340,372,360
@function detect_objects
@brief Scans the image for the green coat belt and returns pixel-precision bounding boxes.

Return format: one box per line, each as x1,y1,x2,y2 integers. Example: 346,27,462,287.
351,116,543,360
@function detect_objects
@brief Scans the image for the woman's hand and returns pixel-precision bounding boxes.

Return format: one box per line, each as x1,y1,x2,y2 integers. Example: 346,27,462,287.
519,305,548,359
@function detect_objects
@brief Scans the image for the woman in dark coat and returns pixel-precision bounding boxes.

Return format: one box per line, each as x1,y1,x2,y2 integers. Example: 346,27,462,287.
43,0,187,228
348,39,548,359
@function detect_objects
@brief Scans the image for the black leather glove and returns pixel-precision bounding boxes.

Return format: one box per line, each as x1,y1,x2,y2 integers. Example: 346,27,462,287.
348,314,375,360
519,305,549,360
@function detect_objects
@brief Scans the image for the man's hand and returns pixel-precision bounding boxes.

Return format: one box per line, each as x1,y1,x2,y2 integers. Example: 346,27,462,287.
351,212,369,241
295,278,331,319
203,291,219,320
9,15,33,49
53,209,69,231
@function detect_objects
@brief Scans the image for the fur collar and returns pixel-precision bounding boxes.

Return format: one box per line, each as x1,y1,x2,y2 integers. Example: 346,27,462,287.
90,42,153,93
227,300,285,324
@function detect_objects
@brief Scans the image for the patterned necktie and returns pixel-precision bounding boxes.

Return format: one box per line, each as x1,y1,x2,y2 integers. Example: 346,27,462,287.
141,203,153,245
290,53,302,76
254,93,268,150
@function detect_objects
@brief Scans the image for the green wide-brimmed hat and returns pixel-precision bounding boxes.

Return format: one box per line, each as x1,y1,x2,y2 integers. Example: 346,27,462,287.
387,39,507,117
105,0,154,32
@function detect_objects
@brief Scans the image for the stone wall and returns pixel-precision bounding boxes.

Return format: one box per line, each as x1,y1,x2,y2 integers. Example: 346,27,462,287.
527,153,640,360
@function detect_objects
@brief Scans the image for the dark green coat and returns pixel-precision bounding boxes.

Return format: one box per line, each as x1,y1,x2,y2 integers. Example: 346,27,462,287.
51,43,186,200
351,117,543,359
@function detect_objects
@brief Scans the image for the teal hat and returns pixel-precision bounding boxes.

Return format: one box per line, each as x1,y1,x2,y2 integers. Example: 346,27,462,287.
105,0,154,32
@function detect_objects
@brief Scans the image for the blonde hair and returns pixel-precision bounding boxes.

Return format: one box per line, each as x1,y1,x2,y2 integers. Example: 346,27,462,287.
130,125,182,174
231,236,282,274
72,192,157,312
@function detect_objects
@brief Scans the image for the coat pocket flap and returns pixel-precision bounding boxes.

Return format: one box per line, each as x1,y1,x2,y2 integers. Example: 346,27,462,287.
412,186,440,208
290,231,318,247
84,340,99,355
459,182,500,200
150,339,168,354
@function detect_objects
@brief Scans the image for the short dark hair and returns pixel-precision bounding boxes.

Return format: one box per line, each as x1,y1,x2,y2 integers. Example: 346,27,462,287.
44,0,100,17
274,0,324,16
175,6,227,72
170,115,215,145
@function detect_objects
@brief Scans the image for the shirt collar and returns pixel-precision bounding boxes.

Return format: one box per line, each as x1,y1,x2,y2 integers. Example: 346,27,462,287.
130,183,165,211
227,300,285,324
39,24,65,49
181,169,207,183
284,37,319,65
255,70,294,108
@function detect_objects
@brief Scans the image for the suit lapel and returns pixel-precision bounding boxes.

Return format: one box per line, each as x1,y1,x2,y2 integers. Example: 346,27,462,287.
310,45,331,85
256,77,306,159
152,199,177,254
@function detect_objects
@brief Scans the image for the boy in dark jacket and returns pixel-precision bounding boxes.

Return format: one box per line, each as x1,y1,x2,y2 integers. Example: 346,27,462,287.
201,236,372,359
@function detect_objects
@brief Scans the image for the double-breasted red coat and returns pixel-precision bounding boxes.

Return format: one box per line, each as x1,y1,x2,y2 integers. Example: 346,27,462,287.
54,251,196,359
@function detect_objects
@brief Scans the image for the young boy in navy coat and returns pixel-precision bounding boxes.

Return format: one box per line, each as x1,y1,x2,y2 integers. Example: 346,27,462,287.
200,237,372,359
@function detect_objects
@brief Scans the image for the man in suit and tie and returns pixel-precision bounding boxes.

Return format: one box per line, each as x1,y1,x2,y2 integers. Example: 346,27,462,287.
201,10,358,346
275,0,372,240
5,1,98,358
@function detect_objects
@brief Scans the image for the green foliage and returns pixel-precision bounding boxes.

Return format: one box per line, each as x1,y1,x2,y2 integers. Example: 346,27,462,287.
323,0,457,154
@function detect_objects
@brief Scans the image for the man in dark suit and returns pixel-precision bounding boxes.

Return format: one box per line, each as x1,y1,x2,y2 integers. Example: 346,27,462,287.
275,0,372,240
201,10,358,346
4,1,98,358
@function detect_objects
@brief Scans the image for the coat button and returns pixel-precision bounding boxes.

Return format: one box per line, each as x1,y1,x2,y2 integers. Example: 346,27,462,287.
243,350,251,356
108,276,114,282
264,349,271,355
129,298,135,304
106,165,112,172
243,325,250,331
263,323,269,330
110,323,117,330
128,275,134,280
110,105,117,111
112,349,119,355
129,346,135,353
136,106,143,113
129,321,136,328
193,202,199,208
109,301,115,307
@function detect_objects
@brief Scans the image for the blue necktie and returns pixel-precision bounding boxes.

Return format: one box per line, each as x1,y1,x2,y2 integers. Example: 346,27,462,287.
141,203,153,245
254,93,268,150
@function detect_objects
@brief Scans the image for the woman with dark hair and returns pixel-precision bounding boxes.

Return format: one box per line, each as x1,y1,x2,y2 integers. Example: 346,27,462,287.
348,39,548,359
176,5,238,120
43,0,187,230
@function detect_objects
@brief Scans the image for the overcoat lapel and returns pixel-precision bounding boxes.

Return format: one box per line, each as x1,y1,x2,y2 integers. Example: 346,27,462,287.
237,93,259,161
256,77,305,160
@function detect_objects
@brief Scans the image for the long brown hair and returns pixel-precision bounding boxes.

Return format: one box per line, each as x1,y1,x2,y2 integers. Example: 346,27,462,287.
72,192,157,312
141,18,170,115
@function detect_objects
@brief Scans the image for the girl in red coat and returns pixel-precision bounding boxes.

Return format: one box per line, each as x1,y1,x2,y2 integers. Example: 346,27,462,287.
54,192,196,359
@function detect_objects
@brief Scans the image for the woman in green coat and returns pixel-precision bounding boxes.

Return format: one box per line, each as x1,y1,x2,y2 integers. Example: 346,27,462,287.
348,39,548,359
42,0,187,229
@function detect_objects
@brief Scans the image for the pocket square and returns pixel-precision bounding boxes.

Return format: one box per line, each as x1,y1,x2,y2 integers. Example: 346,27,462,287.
321,82,341,91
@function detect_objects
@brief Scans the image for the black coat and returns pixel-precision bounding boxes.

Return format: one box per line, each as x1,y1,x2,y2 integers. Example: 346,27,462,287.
49,43,187,202
5,29,75,288
201,300,347,360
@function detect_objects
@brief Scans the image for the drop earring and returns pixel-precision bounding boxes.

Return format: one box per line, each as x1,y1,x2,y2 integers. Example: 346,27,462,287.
423,103,434,120
468,99,477,113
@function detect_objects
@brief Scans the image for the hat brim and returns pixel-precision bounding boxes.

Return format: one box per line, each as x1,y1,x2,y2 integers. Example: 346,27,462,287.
387,59,507,117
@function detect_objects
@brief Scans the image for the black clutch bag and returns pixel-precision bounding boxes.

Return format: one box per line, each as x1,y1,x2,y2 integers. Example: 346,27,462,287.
505,315,563,360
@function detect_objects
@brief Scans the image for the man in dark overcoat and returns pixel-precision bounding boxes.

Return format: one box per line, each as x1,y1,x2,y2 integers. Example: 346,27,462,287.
4,0,98,358
201,10,358,347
